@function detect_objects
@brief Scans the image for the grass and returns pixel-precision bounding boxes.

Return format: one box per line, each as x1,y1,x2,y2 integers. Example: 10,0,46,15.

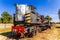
0,28,12,39
55,24,60,40
57,28,60,40
0,28,11,33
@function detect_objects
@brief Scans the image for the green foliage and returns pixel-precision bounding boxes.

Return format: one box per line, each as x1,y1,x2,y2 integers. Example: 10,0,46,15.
0,18,2,23
1,11,13,23
45,15,52,21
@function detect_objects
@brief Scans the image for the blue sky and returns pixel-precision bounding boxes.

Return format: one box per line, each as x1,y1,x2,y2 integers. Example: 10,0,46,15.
0,0,60,22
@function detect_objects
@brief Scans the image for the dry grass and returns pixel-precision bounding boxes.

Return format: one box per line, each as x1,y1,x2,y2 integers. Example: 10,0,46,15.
0,28,11,33
55,24,60,40
57,28,60,40
55,24,60,27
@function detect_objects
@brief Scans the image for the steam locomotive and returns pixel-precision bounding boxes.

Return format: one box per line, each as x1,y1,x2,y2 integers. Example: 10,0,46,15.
12,4,51,38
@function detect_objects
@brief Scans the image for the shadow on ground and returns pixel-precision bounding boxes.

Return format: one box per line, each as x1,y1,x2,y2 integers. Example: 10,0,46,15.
0,32,12,38
0,32,21,40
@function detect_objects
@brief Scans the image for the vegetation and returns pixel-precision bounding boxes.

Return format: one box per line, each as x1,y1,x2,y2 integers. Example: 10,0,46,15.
0,28,11,33
0,11,13,23
45,15,52,21
0,18,1,23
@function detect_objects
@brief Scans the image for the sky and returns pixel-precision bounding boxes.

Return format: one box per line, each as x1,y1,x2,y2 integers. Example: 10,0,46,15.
0,0,60,22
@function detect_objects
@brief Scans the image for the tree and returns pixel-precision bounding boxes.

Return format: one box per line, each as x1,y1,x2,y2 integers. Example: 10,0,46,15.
0,18,2,23
0,18,3,23
1,11,12,23
45,15,52,24
45,15,52,26
45,15,52,21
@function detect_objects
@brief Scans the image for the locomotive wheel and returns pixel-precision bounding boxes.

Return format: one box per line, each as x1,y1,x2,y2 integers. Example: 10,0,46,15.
32,30,36,36
11,31,16,36
48,26,51,29
34,30,36,35
28,32,33,38
11,31,17,38
38,28,42,33
38,26,45,32
24,33,28,37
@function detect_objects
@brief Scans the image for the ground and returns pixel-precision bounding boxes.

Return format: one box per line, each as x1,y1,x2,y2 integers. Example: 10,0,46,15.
0,24,59,40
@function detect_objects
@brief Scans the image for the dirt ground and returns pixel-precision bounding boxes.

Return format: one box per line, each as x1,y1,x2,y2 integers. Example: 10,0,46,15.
0,24,59,40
